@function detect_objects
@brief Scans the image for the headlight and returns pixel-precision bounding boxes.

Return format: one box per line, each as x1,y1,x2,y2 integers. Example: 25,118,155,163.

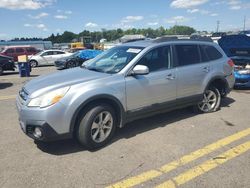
238,69,250,74
28,86,70,108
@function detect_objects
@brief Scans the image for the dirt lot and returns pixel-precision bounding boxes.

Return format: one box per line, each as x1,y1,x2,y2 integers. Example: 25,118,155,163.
0,67,250,188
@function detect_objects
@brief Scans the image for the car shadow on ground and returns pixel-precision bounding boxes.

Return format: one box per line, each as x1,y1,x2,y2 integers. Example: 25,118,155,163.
0,82,13,89
35,97,235,155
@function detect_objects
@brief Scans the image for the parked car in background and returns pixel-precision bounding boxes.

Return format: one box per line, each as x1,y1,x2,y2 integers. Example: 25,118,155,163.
16,38,234,149
239,30,250,37
0,46,38,62
28,50,72,67
54,49,103,69
218,35,250,88
0,55,15,75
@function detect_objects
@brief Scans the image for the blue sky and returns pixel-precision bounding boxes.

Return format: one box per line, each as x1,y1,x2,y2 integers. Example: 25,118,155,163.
0,0,250,40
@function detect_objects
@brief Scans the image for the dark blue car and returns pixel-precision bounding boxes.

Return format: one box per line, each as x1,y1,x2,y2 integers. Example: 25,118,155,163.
54,49,103,69
218,35,250,88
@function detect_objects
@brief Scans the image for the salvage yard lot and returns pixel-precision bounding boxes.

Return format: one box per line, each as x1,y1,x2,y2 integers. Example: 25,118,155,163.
0,67,250,188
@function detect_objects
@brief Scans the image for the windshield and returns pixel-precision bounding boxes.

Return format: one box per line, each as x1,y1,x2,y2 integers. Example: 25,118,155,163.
84,46,144,73
71,51,82,58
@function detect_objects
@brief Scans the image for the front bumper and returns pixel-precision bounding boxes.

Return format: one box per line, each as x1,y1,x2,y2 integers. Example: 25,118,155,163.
16,95,72,141
54,61,66,69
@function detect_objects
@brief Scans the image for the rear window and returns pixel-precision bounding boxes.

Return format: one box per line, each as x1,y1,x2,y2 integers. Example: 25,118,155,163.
200,45,222,61
175,45,200,66
16,48,25,53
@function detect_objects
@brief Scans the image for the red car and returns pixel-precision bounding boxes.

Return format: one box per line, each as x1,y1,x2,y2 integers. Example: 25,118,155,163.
0,46,38,61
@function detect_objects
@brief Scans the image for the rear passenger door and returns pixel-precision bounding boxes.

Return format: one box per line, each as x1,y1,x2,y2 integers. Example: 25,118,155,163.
174,44,210,99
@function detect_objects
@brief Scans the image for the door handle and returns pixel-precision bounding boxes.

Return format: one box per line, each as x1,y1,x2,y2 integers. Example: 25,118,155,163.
203,66,210,73
166,74,175,80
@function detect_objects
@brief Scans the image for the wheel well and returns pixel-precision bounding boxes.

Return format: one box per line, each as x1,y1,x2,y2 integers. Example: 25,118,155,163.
29,60,38,64
207,78,228,95
72,97,124,135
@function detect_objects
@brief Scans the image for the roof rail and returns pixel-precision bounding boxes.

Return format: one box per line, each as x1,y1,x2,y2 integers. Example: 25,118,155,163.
152,36,213,43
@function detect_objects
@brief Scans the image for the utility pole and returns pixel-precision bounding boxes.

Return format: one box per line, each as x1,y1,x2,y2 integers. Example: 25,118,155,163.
243,16,246,31
216,20,220,32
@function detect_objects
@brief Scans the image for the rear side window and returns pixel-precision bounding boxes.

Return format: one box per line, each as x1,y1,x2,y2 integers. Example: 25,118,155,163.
175,45,200,66
5,48,14,53
200,45,222,61
16,48,25,53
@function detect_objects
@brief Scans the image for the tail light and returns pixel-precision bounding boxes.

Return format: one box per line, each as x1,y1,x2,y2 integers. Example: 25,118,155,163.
227,59,235,67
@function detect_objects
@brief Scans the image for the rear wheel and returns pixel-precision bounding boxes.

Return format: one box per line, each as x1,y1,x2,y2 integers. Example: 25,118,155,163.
196,87,221,113
76,104,117,149
30,60,38,68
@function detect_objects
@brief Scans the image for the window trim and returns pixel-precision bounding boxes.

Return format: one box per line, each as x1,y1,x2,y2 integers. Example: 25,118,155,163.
126,45,174,76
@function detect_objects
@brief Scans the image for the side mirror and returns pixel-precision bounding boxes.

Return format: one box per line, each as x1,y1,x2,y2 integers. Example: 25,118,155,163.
130,65,149,76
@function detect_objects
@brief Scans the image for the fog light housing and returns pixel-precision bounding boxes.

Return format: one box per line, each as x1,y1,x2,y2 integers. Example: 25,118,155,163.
34,127,42,138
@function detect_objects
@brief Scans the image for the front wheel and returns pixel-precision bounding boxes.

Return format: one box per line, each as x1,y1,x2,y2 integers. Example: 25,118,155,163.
196,87,221,113
30,60,38,68
76,104,117,149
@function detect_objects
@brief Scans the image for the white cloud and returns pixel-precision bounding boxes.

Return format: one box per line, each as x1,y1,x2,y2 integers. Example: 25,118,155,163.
121,16,144,23
210,13,218,16
0,0,55,10
166,16,191,24
54,15,68,19
170,0,209,9
65,10,72,14
187,9,199,13
147,22,159,26
85,22,98,28
230,5,241,10
29,12,49,19
24,23,48,31
24,23,32,27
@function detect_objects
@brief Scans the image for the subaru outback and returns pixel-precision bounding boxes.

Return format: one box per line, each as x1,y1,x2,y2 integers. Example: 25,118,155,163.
16,38,235,149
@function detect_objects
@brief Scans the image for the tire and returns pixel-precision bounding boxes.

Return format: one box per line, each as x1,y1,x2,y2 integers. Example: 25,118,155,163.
66,61,77,69
30,60,38,68
0,66,3,76
195,86,221,113
76,104,117,149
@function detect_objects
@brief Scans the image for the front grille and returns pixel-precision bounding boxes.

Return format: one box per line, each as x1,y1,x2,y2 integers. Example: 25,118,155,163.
19,88,29,101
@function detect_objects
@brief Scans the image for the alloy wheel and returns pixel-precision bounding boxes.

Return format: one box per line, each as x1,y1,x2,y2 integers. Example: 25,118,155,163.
91,111,113,143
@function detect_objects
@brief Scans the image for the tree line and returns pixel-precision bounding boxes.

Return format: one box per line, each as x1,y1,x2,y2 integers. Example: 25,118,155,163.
46,25,196,44
2,25,196,44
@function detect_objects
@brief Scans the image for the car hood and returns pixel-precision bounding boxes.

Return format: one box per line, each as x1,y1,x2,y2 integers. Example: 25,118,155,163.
24,67,110,98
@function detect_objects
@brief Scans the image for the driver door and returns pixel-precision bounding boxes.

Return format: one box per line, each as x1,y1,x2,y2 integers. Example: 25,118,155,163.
41,51,54,65
125,46,177,112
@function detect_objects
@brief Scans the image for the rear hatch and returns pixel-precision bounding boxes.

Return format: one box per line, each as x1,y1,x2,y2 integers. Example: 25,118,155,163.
218,35,250,75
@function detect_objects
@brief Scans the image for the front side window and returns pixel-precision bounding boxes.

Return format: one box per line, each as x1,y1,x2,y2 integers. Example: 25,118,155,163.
54,51,65,55
137,46,171,72
27,48,37,53
84,46,144,73
42,51,53,56
175,45,200,66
